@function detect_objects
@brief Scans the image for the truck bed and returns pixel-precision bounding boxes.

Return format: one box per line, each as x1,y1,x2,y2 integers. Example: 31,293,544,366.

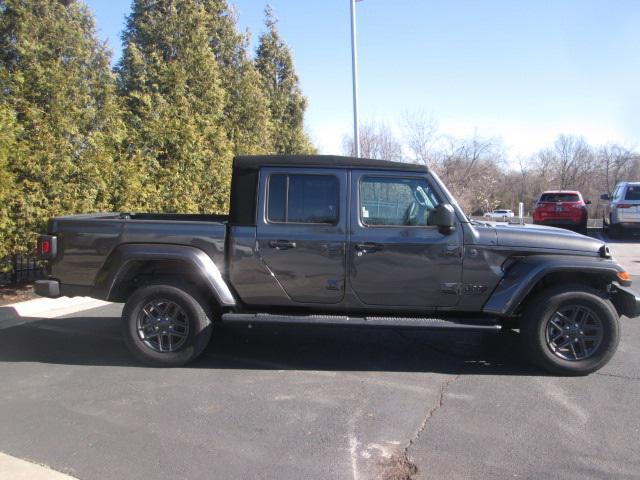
47,212,228,287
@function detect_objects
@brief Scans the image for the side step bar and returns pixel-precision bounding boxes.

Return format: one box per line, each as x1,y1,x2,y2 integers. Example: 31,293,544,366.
221,313,501,332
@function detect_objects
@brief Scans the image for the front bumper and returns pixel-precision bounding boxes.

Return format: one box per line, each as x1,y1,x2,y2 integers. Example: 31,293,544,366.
34,279,60,298
611,284,640,318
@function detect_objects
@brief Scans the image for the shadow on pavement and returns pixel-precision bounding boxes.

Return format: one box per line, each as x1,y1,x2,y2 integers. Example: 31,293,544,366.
0,312,542,376
596,229,640,243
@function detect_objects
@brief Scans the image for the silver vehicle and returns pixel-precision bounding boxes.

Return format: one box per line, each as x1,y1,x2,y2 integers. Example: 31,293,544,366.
601,182,640,237
483,209,514,221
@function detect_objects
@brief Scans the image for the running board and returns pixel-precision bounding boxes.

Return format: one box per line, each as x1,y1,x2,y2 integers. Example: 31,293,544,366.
221,313,501,332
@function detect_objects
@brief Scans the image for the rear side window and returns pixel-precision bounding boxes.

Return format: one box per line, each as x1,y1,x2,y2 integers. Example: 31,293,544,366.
360,177,440,226
624,186,640,201
539,193,580,202
267,174,339,224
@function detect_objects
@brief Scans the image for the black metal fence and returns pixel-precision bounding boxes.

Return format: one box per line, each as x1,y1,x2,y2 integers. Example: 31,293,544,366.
0,255,46,285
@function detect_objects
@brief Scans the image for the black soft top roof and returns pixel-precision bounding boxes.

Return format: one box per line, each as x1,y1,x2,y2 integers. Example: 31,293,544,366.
233,155,428,172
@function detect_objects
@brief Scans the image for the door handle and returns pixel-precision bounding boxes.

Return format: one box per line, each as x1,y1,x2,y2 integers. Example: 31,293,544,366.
444,245,460,257
354,242,382,254
269,240,297,250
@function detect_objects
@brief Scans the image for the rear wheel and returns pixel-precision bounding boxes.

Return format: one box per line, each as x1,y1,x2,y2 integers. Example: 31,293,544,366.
608,215,621,239
521,285,620,376
122,283,213,367
609,223,621,239
578,220,588,235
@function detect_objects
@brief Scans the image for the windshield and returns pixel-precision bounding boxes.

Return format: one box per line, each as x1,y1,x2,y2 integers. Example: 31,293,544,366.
540,193,580,202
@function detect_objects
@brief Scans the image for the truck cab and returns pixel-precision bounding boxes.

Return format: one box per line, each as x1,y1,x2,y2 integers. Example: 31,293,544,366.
228,156,463,311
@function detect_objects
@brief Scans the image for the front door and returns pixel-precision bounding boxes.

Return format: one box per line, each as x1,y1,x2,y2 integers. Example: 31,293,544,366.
256,167,347,304
349,170,463,308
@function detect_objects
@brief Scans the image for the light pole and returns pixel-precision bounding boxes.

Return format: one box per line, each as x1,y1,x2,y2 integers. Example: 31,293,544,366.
350,0,361,157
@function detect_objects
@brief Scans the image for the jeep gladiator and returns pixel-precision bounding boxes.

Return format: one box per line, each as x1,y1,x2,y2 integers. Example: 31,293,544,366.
35,155,640,375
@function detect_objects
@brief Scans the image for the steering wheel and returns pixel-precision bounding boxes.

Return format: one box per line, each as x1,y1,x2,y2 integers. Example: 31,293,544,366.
413,187,428,207
403,201,429,226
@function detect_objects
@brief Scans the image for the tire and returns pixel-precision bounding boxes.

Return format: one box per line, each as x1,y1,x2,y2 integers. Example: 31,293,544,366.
122,283,213,367
520,284,620,376
578,221,588,235
609,223,620,239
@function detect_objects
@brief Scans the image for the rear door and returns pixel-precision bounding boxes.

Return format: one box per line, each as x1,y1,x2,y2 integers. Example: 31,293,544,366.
617,184,640,222
256,167,347,304
348,170,463,308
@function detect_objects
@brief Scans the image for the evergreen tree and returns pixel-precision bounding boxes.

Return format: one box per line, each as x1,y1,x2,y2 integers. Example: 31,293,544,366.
201,0,273,155
255,6,314,154
117,0,232,213
0,0,122,248
0,104,18,259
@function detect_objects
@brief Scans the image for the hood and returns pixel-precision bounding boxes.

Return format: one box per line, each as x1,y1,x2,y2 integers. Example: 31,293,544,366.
490,222,604,254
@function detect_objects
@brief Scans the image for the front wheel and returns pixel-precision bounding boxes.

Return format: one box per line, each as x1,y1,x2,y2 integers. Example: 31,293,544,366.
122,283,213,367
521,285,620,376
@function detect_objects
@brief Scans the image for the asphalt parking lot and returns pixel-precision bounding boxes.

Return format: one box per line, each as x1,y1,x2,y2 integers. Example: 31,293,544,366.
0,232,639,480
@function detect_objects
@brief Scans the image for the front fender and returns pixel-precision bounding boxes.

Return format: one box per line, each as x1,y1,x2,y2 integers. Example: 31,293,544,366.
94,244,236,306
610,284,640,318
482,255,626,316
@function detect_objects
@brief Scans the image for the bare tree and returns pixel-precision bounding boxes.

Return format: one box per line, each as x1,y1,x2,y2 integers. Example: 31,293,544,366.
342,121,403,160
402,110,439,166
599,144,637,194
434,134,505,213
552,135,595,190
341,114,640,217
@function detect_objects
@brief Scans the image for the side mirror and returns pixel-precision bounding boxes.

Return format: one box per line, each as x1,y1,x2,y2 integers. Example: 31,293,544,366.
600,193,610,201
429,203,455,234
585,200,592,205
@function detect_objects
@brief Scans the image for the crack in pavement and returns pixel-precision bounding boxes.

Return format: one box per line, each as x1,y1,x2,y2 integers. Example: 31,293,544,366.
406,374,461,450
379,373,462,480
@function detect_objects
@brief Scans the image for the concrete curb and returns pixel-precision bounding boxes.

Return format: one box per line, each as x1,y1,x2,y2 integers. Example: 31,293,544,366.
0,452,78,479
0,296,111,329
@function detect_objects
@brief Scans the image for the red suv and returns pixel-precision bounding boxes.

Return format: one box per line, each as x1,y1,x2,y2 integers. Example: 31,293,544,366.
532,190,590,233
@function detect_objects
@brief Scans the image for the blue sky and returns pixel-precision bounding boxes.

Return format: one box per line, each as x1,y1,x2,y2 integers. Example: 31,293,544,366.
86,0,640,160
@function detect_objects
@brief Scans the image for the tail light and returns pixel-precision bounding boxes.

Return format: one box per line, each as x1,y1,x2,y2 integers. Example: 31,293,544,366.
616,204,633,209
37,235,57,259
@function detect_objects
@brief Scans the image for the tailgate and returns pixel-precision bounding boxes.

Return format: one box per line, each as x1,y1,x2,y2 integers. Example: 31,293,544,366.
537,202,581,218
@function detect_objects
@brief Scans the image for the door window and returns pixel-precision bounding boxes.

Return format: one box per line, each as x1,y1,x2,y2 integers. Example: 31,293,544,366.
267,174,339,224
360,177,440,226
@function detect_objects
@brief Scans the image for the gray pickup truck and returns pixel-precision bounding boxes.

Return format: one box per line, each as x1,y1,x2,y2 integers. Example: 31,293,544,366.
35,155,639,375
